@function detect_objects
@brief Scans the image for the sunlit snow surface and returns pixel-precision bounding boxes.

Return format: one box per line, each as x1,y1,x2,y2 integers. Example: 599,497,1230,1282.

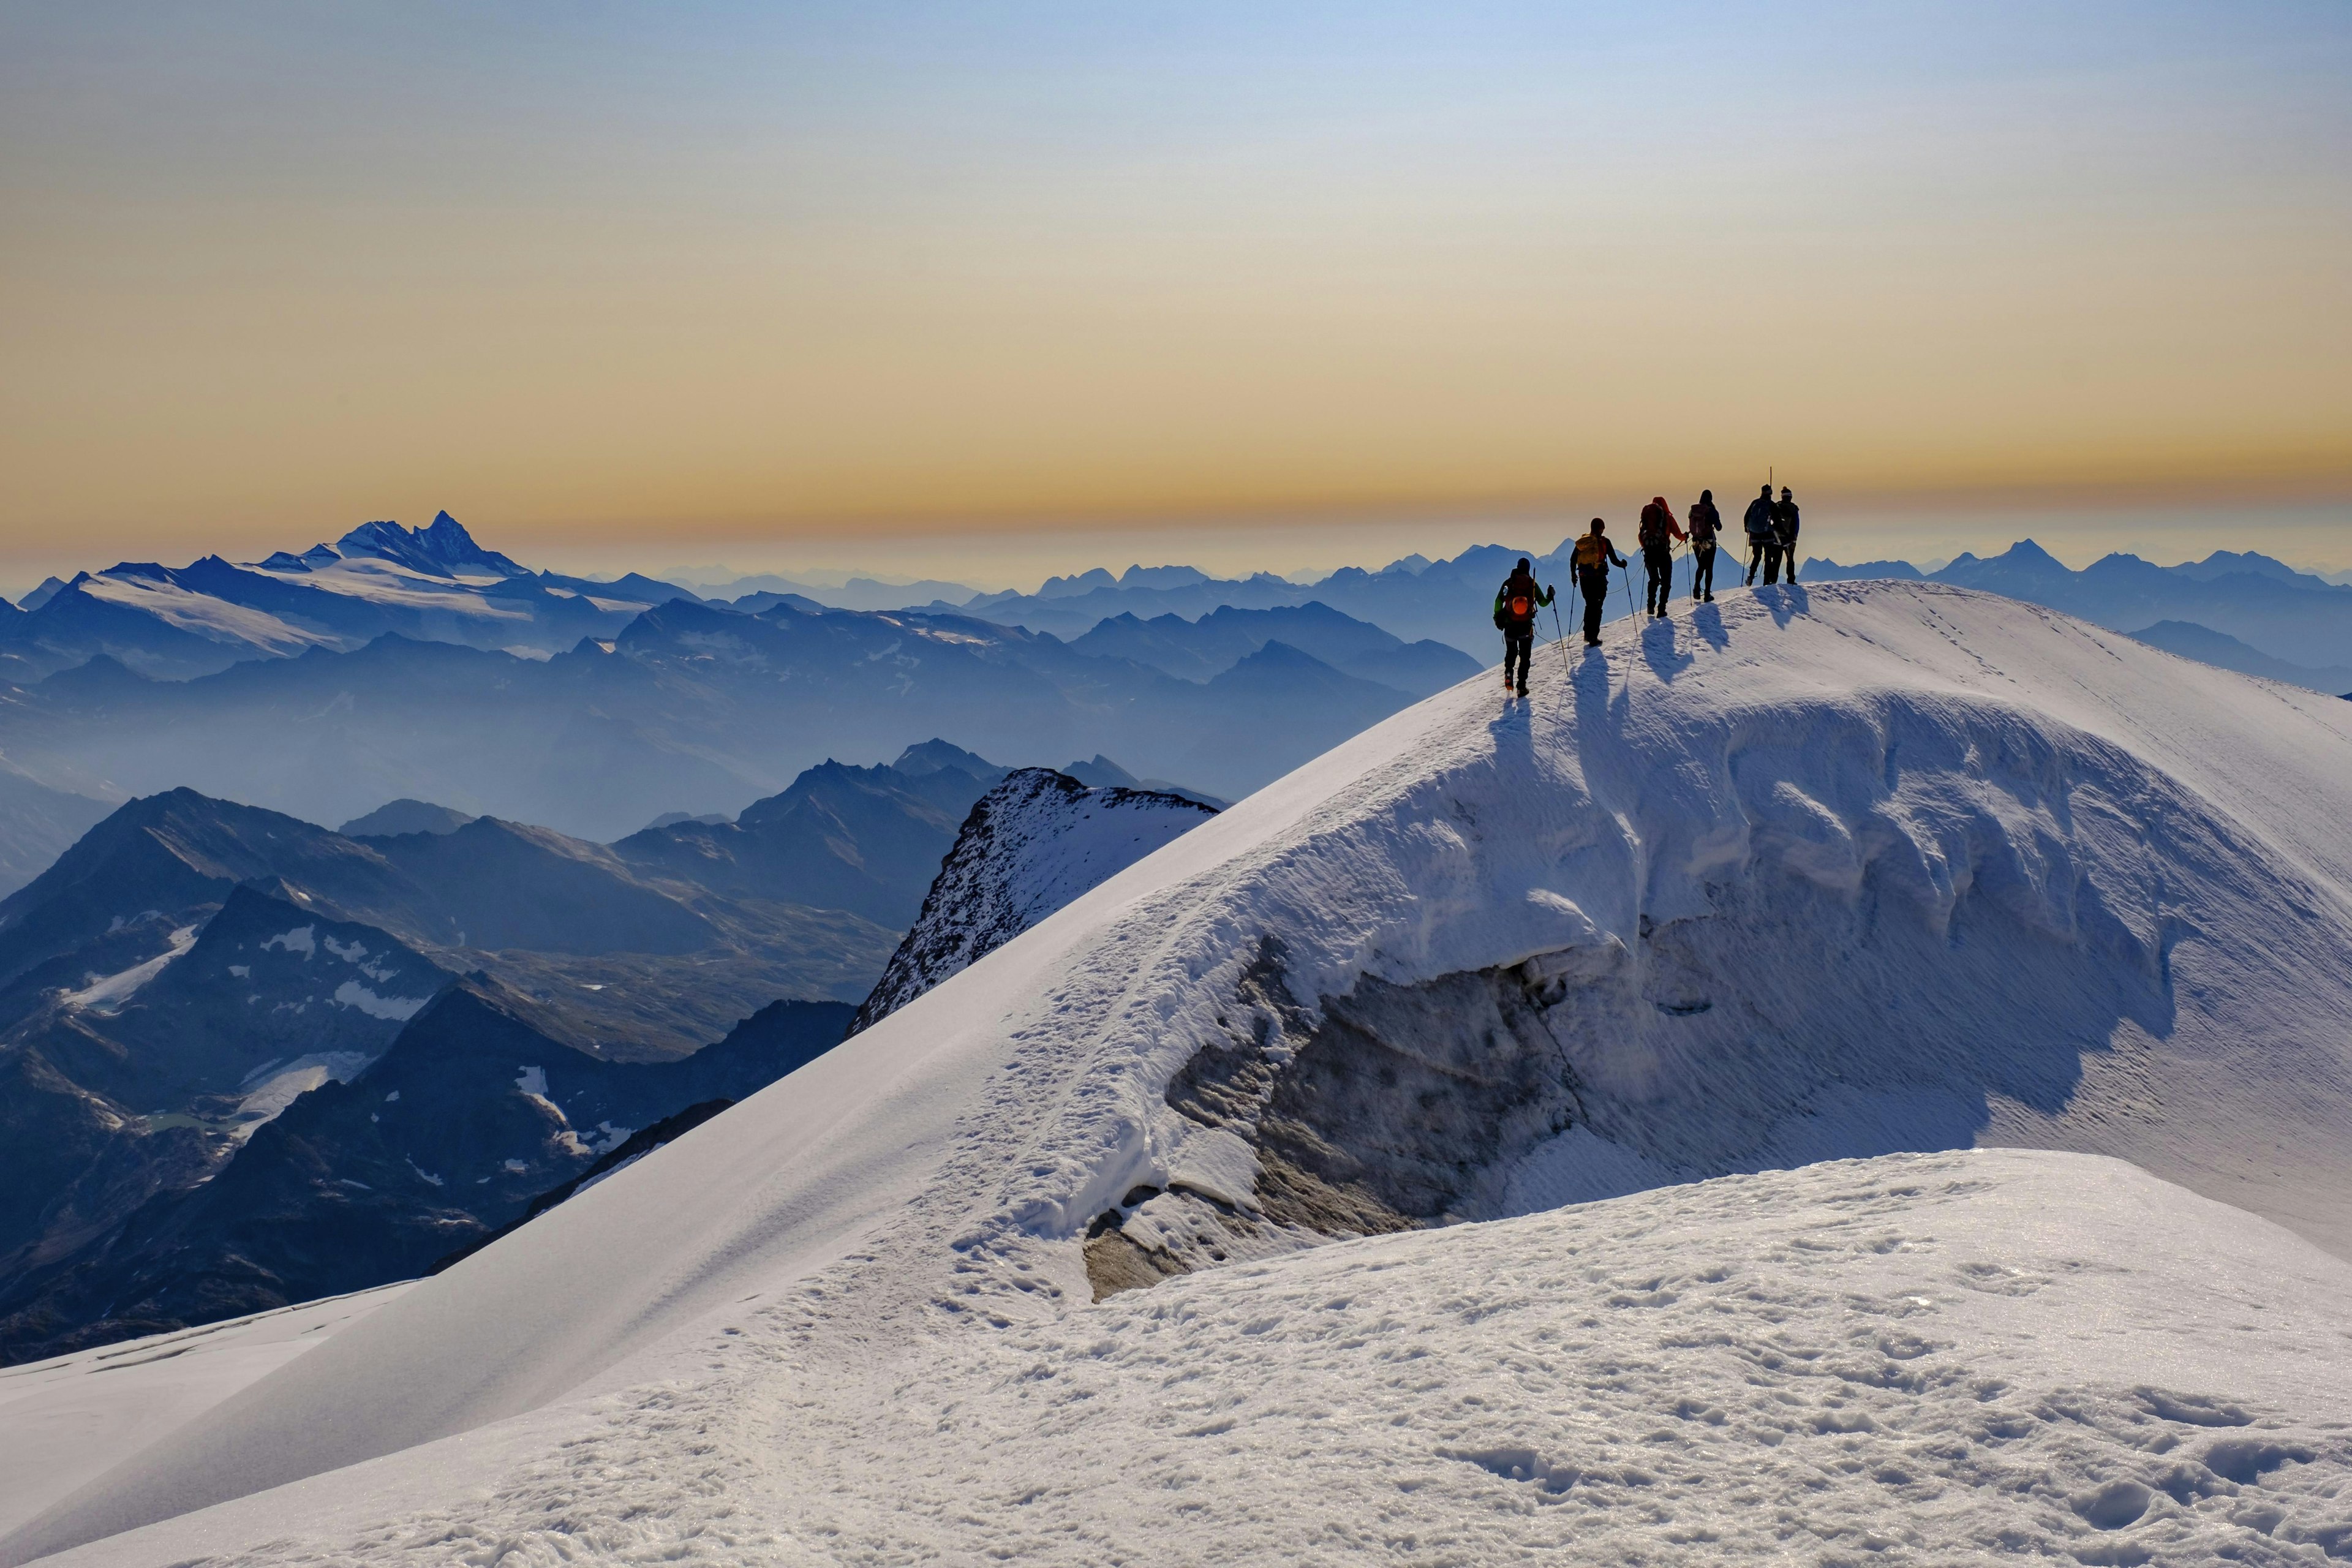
12,582,2352,1566
56,926,198,1014
24,1155,2352,1566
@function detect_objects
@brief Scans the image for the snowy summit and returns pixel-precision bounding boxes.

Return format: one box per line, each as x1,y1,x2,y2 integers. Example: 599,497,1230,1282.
9,579,2352,1567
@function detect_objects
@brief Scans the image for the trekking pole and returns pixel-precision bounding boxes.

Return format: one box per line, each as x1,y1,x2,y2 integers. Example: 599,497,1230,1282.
1550,600,1570,677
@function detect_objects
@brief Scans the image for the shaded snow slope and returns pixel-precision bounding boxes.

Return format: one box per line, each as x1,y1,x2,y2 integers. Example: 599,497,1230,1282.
0,1286,406,1540
13,580,2352,1563
849,767,1216,1033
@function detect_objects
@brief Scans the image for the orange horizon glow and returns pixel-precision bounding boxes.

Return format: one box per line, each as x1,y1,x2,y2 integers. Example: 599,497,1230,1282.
3,4,2346,577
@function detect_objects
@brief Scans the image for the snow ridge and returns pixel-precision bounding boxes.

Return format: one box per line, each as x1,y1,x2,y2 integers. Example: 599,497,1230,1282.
15,582,2352,1568
849,767,1216,1034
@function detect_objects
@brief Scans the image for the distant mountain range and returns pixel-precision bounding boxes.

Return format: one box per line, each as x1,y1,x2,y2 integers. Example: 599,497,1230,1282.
9,518,2352,871
0,592,1441,840
857,540,2352,695
2126,622,2352,695
0,975,851,1363
1806,541,2352,690
0,742,1212,1364
0,513,702,684
903,547,1591,657
0,764,934,1362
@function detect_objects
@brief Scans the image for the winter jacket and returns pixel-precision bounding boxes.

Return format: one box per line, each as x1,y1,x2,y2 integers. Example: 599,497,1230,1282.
1493,573,1555,630
1637,503,1686,554
1773,500,1800,547
1687,500,1721,548
1743,495,1777,541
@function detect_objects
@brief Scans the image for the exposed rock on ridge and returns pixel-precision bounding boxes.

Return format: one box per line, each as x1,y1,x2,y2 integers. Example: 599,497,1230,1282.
850,768,1216,1035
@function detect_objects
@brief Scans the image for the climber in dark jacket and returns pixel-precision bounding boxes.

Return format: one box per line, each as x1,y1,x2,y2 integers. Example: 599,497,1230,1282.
1637,497,1686,618
1492,557,1555,695
1569,520,1626,647
1774,487,1801,582
1686,489,1722,601
1743,484,1778,585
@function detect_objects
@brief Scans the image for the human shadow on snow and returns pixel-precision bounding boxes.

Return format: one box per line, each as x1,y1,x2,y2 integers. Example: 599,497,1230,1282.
1637,619,1697,684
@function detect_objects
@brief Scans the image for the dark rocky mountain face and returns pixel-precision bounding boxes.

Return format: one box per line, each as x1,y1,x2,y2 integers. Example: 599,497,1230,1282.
0,787,896,1056
8,884,445,1114
0,886,450,1294
851,768,1215,1034
0,780,907,1359
612,741,1010,926
0,789,454,997
0,987,852,1363
332,513,531,579
360,817,718,954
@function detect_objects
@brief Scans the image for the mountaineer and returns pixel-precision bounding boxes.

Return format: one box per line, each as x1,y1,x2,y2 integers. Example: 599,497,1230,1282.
1637,497,1686,618
1774,486,1801,582
1570,520,1627,648
1743,484,1779,586
1687,489,1722,602
1492,557,1556,696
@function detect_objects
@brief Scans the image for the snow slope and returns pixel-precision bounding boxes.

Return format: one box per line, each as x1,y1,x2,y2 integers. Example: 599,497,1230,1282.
0,1287,406,1540
12,579,2352,1565
848,767,1216,1032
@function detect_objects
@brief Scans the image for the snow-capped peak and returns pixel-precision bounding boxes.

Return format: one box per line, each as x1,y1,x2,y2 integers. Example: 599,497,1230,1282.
332,511,529,579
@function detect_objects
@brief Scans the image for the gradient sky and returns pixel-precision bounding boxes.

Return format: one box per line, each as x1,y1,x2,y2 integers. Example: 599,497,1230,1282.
3,1,2347,589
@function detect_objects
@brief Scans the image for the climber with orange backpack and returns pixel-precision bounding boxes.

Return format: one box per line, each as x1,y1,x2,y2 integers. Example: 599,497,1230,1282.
1492,557,1556,695
1569,520,1627,648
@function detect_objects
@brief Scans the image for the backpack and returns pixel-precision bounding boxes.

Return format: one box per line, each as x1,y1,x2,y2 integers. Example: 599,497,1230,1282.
1495,581,1536,628
1572,535,1610,572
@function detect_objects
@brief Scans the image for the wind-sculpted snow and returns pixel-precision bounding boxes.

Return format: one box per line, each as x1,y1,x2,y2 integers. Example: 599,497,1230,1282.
12,581,2352,1565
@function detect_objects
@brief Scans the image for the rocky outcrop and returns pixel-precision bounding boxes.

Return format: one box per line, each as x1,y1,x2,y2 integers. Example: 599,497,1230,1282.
850,769,1216,1034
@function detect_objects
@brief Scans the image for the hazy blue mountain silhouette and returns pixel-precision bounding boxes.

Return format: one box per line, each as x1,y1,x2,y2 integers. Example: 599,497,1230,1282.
0,600,1425,839
1807,540,2352,671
